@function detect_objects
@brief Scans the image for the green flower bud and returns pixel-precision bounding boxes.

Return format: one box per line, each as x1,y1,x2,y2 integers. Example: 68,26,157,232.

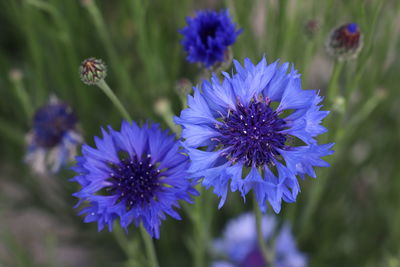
80,58,107,85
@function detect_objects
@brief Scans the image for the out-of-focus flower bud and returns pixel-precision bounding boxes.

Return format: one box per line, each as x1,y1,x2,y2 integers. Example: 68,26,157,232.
9,69,23,81
326,23,363,61
304,19,320,39
175,78,193,98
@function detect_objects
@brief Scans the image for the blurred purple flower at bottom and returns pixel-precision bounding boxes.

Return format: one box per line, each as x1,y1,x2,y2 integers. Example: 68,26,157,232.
212,213,307,267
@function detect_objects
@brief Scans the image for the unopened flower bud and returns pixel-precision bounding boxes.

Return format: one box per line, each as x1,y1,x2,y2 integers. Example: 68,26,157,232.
9,69,23,81
175,78,193,97
326,23,363,61
304,19,320,39
154,98,171,116
80,58,107,85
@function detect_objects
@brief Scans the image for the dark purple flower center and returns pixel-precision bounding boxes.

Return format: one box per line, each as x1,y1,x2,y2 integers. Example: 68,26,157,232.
215,98,287,168
239,247,266,267
199,21,219,47
108,154,161,209
33,103,77,148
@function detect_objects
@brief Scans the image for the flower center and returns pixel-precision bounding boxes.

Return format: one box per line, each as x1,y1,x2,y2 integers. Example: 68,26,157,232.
199,22,219,47
33,103,77,148
108,154,161,209
215,98,287,168
239,247,265,267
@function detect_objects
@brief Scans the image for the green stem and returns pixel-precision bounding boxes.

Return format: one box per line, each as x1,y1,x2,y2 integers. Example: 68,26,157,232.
300,62,345,224
84,0,145,114
327,61,344,105
253,195,273,265
97,80,132,121
298,87,387,240
301,41,315,79
22,0,46,106
9,72,32,120
275,0,288,56
140,225,159,267
0,117,25,147
193,186,206,267
112,224,142,266
154,99,181,136
112,225,132,257
297,62,346,227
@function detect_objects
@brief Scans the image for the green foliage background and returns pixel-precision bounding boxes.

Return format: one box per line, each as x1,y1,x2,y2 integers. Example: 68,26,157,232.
0,0,399,266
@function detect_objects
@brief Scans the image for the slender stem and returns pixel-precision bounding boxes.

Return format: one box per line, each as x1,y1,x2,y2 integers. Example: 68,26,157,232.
193,186,206,267
97,80,132,122
327,61,344,105
275,0,289,56
84,1,126,90
84,0,146,115
298,88,387,240
0,117,25,147
301,41,315,79
9,72,32,120
112,225,132,257
154,99,181,136
253,195,273,265
140,225,159,267
179,95,188,110
298,61,345,230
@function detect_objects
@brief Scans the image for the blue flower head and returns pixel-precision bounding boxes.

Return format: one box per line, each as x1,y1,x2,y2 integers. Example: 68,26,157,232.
71,121,197,238
212,213,307,267
175,57,334,212
25,96,82,174
179,9,242,67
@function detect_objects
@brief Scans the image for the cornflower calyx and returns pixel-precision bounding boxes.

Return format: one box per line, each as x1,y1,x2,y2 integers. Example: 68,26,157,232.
80,57,107,85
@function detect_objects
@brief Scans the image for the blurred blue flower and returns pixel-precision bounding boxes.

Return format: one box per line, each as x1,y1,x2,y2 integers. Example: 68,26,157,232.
212,213,308,267
25,96,82,174
71,121,197,238
175,57,334,212
179,9,242,67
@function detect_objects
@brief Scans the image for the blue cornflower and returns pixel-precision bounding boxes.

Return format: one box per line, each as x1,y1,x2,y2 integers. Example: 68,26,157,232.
25,96,82,174
175,57,334,212
212,213,307,267
179,9,242,68
71,121,197,238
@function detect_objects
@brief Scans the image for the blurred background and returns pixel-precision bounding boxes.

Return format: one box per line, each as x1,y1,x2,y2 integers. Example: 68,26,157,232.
0,0,399,266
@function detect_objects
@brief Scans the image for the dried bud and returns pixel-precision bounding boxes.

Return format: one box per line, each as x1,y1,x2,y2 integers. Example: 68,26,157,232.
326,23,363,61
304,19,320,39
154,98,171,116
80,0,93,7
175,78,193,97
79,58,107,85
9,69,23,81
